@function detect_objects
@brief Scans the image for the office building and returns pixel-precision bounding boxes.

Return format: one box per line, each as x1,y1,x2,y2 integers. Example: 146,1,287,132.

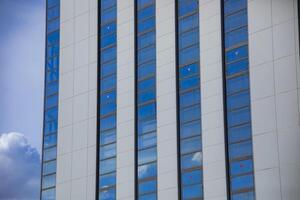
41,0,300,199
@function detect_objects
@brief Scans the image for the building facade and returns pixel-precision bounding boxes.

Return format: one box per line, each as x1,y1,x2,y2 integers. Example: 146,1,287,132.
41,0,300,200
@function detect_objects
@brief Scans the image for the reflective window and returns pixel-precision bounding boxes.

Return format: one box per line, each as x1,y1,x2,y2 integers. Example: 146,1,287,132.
222,0,255,198
41,1,60,197
176,1,203,199
136,0,158,199
98,1,117,199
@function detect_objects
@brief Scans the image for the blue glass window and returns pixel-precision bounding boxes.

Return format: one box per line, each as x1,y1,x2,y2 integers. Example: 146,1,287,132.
43,160,57,175
41,188,55,200
223,0,255,198
177,1,203,198
136,1,158,198
98,1,117,199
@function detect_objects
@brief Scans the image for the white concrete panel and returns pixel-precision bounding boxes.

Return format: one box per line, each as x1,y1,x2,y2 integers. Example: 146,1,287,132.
71,148,88,179
73,93,89,123
75,0,89,16
74,65,89,95
75,12,89,42
56,182,71,200
72,120,88,151
71,177,87,200
116,1,135,200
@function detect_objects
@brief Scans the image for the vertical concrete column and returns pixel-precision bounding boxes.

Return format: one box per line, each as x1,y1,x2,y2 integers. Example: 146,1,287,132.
116,1,135,200
248,0,300,199
156,0,178,199
56,0,98,200
199,1,228,200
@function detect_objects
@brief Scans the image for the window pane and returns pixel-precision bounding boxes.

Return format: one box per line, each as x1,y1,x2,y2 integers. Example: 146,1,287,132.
100,115,116,131
138,147,157,165
138,103,156,121
99,158,116,175
179,75,199,91
226,74,249,94
101,33,116,48
138,162,157,180
227,107,250,127
101,47,116,63
101,22,116,36
138,89,155,103
138,31,155,49
230,159,253,177
225,27,248,48
179,45,199,66
139,193,157,200
224,0,247,14
100,129,116,145
232,191,255,200
43,160,56,175
101,61,116,77
228,124,251,143
138,61,155,79
138,77,155,91
138,119,156,135
99,172,116,189
44,133,57,148
137,0,154,9
178,0,198,17
41,188,55,200
100,188,116,200
180,120,201,139
179,63,199,79
226,59,248,76
101,0,116,10
181,152,202,170
43,147,57,162
138,180,157,195
100,143,116,160
226,45,248,63
100,74,116,92
101,7,116,24
138,17,155,33
181,136,201,155
138,132,156,149
182,169,202,186
179,14,198,33
182,183,202,199
180,105,201,123
180,89,200,108
231,174,254,192
225,10,247,32
179,29,199,49
138,5,155,22
227,90,250,111
45,94,58,109
42,174,56,189
229,140,252,160
44,121,57,135
138,46,155,64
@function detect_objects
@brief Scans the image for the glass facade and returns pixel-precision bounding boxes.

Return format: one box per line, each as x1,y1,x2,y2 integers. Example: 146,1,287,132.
176,0,203,199
135,0,158,199
41,0,60,199
222,0,255,199
97,0,117,199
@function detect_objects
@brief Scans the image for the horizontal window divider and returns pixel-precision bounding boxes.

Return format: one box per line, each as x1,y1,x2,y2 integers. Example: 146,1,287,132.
100,4,116,12
179,43,199,52
137,73,156,82
99,170,117,177
179,86,200,94
225,42,248,52
182,181,203,188
180,118,202,127
226,88,250,97
229,155,253,163
178,60,199,69
225,24,248,35
137,176,157,183
178,27,199,37
228,138,253,146
230,171,254,179
137,99,156,107
99,185,116,192
43,158,57,164
224,7,247,18
137,2,155,11
180,149,202,157
101,21,117,28
43,145,57,151
181,165,203,173
137,144,157,151
178,10,198,21
42,172,56,177
138,129,157,137
227,104,250,112
100,43,117,51
99,112,116,119
46,28,60,35
99,155,117,162
137,43,155,52
99,140,116,148
179,102,201,111
178,73,200,82
137,28,156,37
42,186,56,191
226,70,249,80
231,187,255,195
139,190,157,197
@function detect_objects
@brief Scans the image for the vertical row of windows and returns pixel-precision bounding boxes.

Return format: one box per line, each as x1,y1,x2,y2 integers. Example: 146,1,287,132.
41,0,60,200
176,0,203,199
97,0,117,199
135,0,158,199
222,0,255,199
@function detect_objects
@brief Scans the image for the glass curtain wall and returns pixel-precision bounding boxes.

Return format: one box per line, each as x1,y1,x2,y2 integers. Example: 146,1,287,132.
41,0,60,199
135,0,158,199
222,0,255,199
97,0,117,199
176,0,203,199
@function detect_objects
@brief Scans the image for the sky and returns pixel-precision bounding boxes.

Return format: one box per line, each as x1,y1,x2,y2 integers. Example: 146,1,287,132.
0,0,45,198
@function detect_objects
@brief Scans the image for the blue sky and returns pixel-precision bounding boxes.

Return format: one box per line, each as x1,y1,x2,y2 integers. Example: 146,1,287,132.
0,0,45,152
0,0,45,198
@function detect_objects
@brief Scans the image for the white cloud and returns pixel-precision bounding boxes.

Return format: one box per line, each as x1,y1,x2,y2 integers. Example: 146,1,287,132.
0,132,40,200
192,152,202,164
